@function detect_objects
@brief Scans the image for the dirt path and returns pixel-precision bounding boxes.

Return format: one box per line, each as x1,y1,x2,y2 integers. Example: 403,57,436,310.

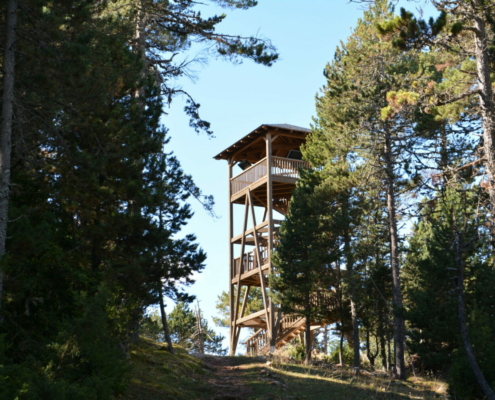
192,354,259,400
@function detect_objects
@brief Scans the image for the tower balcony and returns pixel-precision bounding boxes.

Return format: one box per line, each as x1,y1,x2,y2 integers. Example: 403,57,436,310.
230,156,310,205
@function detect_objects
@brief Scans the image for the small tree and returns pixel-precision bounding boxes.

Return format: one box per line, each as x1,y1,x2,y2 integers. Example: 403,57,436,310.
271,170,337,364
168,302,227,356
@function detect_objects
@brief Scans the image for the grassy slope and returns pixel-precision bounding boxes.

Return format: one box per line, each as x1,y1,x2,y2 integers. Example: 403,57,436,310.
121,338,448,400
121,337,213,399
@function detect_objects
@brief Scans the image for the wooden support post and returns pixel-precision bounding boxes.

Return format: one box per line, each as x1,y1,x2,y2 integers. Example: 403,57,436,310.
228,160,235,356
266,133,276,352
231,195,249,355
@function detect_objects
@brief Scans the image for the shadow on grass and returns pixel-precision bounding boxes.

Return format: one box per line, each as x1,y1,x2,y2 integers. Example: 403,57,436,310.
237,360,442,400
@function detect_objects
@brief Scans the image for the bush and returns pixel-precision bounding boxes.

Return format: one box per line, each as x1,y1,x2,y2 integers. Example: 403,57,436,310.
448,309,495,400
287,343,306,362
324,342,354,365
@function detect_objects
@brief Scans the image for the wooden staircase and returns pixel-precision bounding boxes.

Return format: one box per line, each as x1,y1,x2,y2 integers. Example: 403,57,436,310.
244,293,341,355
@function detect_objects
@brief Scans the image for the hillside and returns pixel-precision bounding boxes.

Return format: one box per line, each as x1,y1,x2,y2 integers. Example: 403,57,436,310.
122,338,448,400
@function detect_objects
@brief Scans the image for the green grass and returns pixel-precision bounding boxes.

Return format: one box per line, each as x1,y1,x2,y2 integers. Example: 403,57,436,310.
121,337,212,399
243,361,448,399
120,338,448,400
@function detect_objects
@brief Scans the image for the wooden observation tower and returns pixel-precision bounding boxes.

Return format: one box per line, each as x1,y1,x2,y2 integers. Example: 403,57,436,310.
215,124,317,356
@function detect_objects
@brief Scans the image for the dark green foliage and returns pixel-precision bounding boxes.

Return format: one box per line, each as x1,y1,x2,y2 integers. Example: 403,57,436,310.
404,187,495,397
376,8,448,50
449,305,495,400
271,170,339,362
271,170,337,322
325,342,354,366
0,0,274,396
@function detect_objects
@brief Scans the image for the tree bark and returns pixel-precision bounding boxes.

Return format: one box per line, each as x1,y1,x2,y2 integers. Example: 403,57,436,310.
323,324,328,355
471,12,495,221
454,231,495,400
158,286,174,354
343,195,361,369
378,305,388,370
384,127,406,379
304,313,311,364
0,0,18,313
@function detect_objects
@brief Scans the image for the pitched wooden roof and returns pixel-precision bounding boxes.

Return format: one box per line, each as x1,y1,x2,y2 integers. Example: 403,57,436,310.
214,124,310,162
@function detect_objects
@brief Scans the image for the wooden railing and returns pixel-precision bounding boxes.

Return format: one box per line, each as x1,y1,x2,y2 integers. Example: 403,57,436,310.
230,157,310,197
244,328,268,356
231,158,267,195
271,157,310,179
242,292,340,355
280,314,304,333
232,247,269,278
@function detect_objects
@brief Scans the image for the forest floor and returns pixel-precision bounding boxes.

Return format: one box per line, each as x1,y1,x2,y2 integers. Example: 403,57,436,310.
121,338,449,400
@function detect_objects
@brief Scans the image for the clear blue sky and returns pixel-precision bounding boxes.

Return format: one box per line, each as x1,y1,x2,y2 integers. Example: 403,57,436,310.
161,0,436,352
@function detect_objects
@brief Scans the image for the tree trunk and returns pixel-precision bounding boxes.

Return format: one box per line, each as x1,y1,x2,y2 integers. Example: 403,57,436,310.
0,0,18,313
304,313,311,364
472,13,495,223
196,303,205,354
158,286,174,354
343,195,360,369
387,331,392,371
384,128,405,379
454,231,495,400
378,306,388,370
366,326,377,367
323,324,328,355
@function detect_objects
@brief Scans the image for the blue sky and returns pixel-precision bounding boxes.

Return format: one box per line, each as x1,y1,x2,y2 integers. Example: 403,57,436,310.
160,0,436,352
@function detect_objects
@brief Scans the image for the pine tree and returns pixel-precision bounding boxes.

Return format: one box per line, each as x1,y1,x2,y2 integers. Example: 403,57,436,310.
304,1,432,377
271,170,338,364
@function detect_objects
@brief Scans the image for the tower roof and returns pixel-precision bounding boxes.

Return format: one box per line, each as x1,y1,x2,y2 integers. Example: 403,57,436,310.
214,124,310,162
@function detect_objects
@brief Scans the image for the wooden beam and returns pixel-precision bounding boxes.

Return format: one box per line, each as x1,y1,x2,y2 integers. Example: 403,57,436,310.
248,190,271,334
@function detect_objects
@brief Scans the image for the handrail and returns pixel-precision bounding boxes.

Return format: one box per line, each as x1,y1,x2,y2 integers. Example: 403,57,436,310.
230,158,267,195
231,157,267,181
230,157,310,197
271,156,310,178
